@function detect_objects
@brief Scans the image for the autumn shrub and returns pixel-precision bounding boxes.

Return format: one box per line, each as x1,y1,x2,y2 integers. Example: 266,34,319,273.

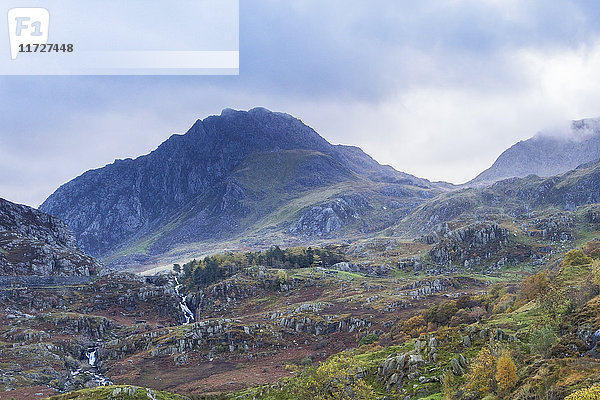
583,240,600,259
563,249,593,267
492,293,516,314
425,300,458,326
449,309,478,326
565,385,600,400
402,314,427,338
518,271,550,303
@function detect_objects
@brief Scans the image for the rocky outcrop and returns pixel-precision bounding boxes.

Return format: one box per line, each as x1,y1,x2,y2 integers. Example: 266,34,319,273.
290,194,371,237
401,279,449,300
50,314,114,340
0,197,100,276
329,261,391,276
185,268,300,317
101,319,282,362
275,315,371,335
428,223,510,268
520,213,574,241
378,352,427,391
586,206,600,224
378,326,516,392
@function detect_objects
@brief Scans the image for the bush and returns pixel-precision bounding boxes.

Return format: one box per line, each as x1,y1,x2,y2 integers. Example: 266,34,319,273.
492,293,516,314
358,333,378,347
519,271,550,302
449,309,477,326
529,325,558,357
402,314,427,338
565,385,600,400
583,241,600,259
563,250,593,267
425,300,458,326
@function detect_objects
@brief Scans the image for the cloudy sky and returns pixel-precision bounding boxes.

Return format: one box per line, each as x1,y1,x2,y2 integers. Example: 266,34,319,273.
3,0,600,207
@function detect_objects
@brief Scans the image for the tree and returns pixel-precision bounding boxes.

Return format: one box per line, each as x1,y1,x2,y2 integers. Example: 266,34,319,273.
519,271,550,302
496,350,518,395
172,264,181,274
465,347,496,396
306,247,314,266
311,254,322,268
529,325,558,357
443,372,458,400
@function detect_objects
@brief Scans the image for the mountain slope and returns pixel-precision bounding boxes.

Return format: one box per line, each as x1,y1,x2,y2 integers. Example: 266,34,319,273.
395,159,600,238
40,108,442,267
468,118,600,187
0,197,99,276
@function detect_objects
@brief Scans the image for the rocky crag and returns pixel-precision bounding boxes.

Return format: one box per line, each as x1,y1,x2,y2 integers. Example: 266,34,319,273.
0,197,100,277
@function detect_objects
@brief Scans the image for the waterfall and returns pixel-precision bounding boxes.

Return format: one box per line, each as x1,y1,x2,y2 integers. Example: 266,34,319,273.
86,348,97,367
69,347,112,387
589,328,600,357
174,276,195,324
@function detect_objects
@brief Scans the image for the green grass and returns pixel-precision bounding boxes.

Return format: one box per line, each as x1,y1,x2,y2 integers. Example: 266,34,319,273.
418,393,443,400
484,301,543,334
336,270,364,279
44,385,188,400
234,149,325,193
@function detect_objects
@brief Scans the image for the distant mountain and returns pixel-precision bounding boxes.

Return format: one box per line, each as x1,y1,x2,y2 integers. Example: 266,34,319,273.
0,197,99,276
41,108,445,267
395,158,600,238
468,118,600,187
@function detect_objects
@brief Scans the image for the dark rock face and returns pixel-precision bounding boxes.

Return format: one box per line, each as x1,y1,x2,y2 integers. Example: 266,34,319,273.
428,223,510,268
40,108,437,264
0,197,99,276
469,117,600,187
519,212,574,241
290,194,371,237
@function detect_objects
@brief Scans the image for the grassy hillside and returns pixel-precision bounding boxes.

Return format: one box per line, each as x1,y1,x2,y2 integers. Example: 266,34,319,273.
44,385,189,400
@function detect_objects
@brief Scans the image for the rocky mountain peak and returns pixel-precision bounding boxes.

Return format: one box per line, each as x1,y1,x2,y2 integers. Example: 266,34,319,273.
468,117,600,187
40,108,437,265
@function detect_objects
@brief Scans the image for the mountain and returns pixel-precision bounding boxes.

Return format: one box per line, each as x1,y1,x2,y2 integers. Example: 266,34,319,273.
395,158,600,238
40,108,444,267
0,197,100,276
468,117,600,187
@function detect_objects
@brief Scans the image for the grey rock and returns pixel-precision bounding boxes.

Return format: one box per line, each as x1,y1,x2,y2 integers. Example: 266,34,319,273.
0,197,100,277
469,118,600,187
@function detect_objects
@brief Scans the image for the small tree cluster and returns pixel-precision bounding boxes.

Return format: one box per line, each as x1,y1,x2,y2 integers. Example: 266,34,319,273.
463,347,518,398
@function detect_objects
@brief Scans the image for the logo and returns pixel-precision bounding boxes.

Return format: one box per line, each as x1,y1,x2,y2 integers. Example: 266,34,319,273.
7,8,50,60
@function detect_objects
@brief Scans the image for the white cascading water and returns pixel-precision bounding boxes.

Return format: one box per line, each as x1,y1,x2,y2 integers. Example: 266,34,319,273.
69,347,112,387
174,276,195,324
86,348,97,367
